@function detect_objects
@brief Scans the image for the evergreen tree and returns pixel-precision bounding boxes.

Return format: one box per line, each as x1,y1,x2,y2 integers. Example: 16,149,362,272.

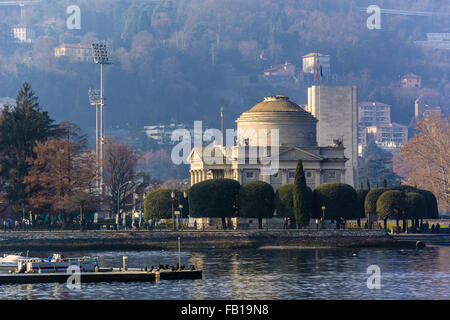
359,139,400,188
239,181,274,229
313,183,359,222
0,83,54,213
293,160,312,228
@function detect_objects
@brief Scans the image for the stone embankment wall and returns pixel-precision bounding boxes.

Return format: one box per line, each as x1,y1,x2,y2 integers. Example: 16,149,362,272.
0,230,402,250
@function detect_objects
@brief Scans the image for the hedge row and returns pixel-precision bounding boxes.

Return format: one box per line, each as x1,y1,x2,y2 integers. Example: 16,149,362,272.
362,185,439,220
144,180,439,223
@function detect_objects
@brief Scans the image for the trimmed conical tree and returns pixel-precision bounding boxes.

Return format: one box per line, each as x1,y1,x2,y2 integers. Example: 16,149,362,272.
293,160,312,228
365,177,371,190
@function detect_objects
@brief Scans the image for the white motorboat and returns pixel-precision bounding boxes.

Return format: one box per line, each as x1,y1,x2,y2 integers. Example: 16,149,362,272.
18,253,99,273
0,252,42,271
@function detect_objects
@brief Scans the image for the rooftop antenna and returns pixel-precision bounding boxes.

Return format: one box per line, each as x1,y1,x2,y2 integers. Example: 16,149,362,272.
220,106,224,144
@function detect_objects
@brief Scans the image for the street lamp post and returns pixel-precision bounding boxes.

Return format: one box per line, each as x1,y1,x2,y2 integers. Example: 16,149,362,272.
321,206,326,229
178,204,183,230
139,193,145,229
179,191,187,230
171,191,175,231
117,181,132,230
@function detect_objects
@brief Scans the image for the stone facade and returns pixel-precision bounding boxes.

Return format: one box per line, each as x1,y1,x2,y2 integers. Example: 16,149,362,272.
306,86,358,187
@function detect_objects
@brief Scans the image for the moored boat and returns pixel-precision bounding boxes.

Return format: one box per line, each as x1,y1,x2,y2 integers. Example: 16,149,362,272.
0,252,42,272
18,254,99,273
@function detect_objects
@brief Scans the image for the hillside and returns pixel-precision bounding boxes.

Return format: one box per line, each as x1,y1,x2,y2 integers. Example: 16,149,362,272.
0,0,448,135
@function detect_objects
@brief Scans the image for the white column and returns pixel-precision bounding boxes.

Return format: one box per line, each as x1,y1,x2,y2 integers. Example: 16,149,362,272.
281,168,288,185
192,170,196,185
202,170,207,181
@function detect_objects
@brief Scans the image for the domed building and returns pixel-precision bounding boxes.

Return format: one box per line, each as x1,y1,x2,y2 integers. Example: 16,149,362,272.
236,95,317,147
188,95,347,191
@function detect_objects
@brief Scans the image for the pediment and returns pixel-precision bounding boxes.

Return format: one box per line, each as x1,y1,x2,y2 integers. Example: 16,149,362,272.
278,147,323,161
187,148,203,163
187,146,227,163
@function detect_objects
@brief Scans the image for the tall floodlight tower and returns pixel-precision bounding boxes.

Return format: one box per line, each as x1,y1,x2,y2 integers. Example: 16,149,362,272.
91,42,112,193
88,88,101,189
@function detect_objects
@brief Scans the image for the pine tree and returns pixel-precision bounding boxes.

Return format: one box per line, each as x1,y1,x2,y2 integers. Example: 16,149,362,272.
365,177,371,190
0,83,54,213
359,139,400,188
293,160,312,228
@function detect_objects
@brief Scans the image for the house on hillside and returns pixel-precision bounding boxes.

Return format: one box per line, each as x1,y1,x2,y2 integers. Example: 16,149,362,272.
54,43,92,63
401,74,421,89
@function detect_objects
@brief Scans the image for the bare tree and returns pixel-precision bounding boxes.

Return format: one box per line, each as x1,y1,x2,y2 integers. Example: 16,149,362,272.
393,113,449,212
103,137,139,215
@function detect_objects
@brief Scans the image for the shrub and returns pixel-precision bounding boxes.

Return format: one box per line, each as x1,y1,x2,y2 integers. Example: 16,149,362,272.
188,179,240,218
144,189,181,220
275,184,294,218
392,185,438,218
239,180,274,228
364,187,389,218
405,192,427,219
313,182,359,220
356,188,369,219
376,190,407,221
419,190,439,219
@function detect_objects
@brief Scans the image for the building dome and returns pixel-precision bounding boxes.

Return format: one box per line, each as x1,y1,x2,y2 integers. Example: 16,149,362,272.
246,95,314,117
236,95,318,147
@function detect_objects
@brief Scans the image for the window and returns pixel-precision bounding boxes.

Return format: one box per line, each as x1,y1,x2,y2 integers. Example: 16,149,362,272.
246,172,254,178
288,171,295,178
306,171,312,178
327,171,336,179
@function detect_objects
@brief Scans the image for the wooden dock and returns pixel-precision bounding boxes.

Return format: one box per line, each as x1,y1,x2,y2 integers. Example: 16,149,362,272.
0,269,202,285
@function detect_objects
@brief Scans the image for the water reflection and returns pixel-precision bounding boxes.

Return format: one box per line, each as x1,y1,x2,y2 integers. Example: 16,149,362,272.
0,246,448,300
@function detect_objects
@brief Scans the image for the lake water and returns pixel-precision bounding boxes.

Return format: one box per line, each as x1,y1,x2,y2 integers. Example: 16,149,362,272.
0,245,449,300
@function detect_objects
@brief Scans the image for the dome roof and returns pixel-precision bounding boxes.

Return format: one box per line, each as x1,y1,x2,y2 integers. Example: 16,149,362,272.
236,95,318,147
243,95,316,121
